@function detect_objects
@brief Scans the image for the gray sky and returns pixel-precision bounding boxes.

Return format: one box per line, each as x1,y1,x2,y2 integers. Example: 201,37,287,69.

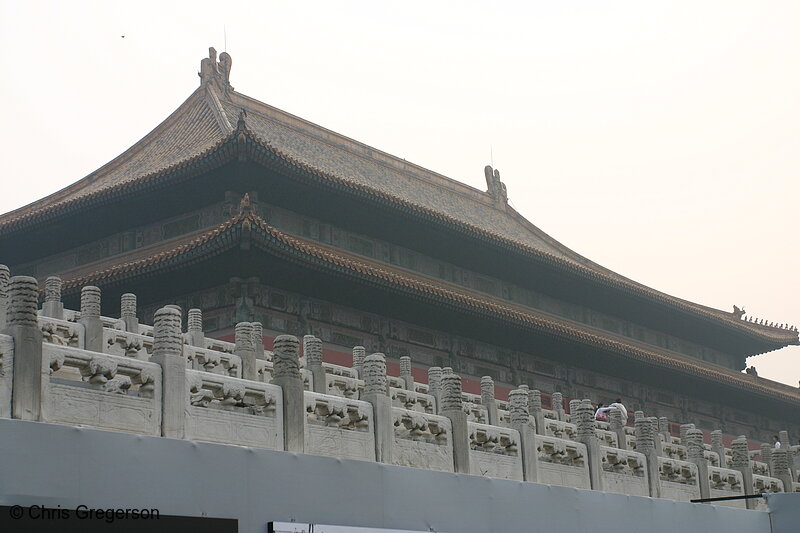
1,1,798,386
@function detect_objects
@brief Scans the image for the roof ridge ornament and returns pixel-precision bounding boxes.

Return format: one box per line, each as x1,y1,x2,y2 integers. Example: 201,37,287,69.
199,46,233,95
484,165,508,208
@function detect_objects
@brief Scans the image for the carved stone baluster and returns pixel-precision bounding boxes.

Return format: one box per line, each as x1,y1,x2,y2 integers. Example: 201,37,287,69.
711,430,726,468
352,346,365,379
42,276,64,320
771,449,793,492
760,443,773,476
731,436,756,509
251,322,266,360
650,417,664,458
363,353,392,463
399,356,413,391
120,293,138,333
186,308,204,348
509,387,538,482
151,306,184,438
427,366,442,414
480,376,498,426
609,407,626,450
272,335,303,452
575,398,602,491
778,430,794,479
303,335,325,394
236,322,256,381
8,276,44,421
0,264,9,329
635,415,660,498
679,423,695,446
80,286,103,353
529,389,544,435
441,372,469,474
551,392,565,421
658,417,670,443
686,428,710,499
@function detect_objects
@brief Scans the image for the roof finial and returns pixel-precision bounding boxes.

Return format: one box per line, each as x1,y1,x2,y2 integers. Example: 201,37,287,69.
198,46,233,94
732,305,746,319
484,165,508,208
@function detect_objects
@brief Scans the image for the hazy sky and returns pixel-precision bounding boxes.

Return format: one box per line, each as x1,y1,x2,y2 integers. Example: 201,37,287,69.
1,1,798,385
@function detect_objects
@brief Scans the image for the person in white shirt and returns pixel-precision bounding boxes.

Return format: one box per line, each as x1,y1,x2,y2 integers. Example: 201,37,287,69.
608,399,628,425
773,435,781,449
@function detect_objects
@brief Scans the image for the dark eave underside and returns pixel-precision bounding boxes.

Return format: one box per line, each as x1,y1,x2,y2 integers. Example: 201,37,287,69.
53,208,800,406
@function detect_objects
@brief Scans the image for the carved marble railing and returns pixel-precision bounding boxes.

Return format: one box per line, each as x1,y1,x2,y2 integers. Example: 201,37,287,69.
185,345,241,377
391,408,453,472
390,387,435,414
536,435,591,489
467,422,523,480
596,429,618,448
707,466,745,508
185,370,282,449
45,344,161,435
751,460,770,476
326,373,363,399
322,361,358,378
201,337,234,354
304,391,375,461
544,419,576,441
662,441,688,461
104,328,152,360
599,446,649,497
656,458,700,502
40,317,83,349
463,401,488,423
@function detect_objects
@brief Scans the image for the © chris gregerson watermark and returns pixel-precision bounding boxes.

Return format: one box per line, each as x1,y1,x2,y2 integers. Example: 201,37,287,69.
8,504,160,523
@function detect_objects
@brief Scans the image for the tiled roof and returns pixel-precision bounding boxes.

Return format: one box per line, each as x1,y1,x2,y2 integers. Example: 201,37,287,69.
1,74,796,346
57,208,800,406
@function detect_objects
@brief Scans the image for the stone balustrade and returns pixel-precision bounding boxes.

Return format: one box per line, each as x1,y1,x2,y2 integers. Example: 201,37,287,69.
1,272,797,507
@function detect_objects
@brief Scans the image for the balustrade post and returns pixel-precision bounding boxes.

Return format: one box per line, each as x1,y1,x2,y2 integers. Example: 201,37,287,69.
658,417,670,443
362,353,392,463
771,449,794,492
575,398,602,490
235,322,256,381
551,392,565,421
352,346,365,379
150,307,185,439
686,428,710,499
635,415,660,498
80,286,103,353
480,376,498,426
120,293,139,334
272,335,304,452
711,430,726,468
42,276,64,320
8,276,44,421
0,265,9,329
779,430,795,480
731,436,756,509
441,372,469,474
399,356,414,391
760,443,773,476
509,387,538,482
251,322,266,360
186,308,204,348
529,389,544,435
427,366,442,414
303,335,325,394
